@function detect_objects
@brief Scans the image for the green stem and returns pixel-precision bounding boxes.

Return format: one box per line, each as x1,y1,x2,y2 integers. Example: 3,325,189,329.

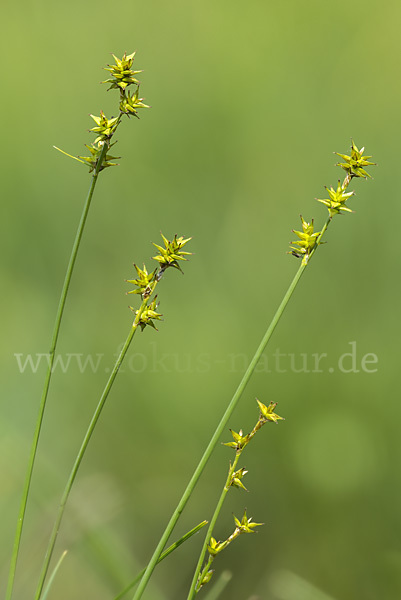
41,551,68,600
33,281,159,599
113,521,207,600
5,142,108,600
132,217,331,600
197,556,214,595
187,454,241,598
34,323,137,599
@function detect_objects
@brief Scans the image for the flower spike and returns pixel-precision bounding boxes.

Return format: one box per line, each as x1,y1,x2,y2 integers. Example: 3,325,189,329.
103,52,142,91
55,52,148,172
89,111,119,143
126,264,157,297
335,140,375,179
223,429,250,451
152,234,192,272
230,467,249,491
234,510,264,534
78,141,120,173
131,297,162,331
120,88,150,117
289,216,322,264
197,569,214,589
317,180,355,217
257,400,284,424
207,538,228,556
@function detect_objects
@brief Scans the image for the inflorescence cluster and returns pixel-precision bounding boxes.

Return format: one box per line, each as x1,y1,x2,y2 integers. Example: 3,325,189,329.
290,141,375,264
195,400,284,592
127,234,191,331
80,52,149,172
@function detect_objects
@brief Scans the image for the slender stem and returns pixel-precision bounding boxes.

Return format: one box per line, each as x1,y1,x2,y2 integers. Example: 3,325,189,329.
33,284,157,599
34,325,136,598
41,551,68,600
132,217,332,600
187,454,241,598
5,142,108,600
197,557,214,594
113,521,207,600
186,216,332,599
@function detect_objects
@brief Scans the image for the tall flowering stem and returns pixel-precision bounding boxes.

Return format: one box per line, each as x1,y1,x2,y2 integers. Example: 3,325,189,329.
187,400,283,598
33,234,191,598
5,140,108,600
6,53,148,600
132,141,374,600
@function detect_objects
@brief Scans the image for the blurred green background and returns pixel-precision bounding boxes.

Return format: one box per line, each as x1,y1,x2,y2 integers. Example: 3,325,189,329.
1,0,400,599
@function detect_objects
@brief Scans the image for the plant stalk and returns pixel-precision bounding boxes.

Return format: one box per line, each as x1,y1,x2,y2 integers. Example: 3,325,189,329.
113,521,207,600
33,284,158,599
187,453,241,598
5,142,108,600
132,216,331,600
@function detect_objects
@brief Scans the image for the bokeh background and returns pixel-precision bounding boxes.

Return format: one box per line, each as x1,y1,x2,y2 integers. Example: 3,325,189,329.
1,1,400,599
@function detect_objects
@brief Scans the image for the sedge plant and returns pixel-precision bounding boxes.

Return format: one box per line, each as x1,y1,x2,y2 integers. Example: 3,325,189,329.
6,47,375,599
6,50,204,600
6,51,164,598
188,400,284,597
33,233,192,599
8,51,198,599
131,141,375,599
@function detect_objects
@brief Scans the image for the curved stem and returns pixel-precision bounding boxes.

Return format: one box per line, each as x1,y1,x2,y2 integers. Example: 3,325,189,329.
34,324,137,598
187,454,241,598
113,521,207,600
5,142,108,600
131,218,332,600
41,551,68,600
34,273,163,598
33,280,159,598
